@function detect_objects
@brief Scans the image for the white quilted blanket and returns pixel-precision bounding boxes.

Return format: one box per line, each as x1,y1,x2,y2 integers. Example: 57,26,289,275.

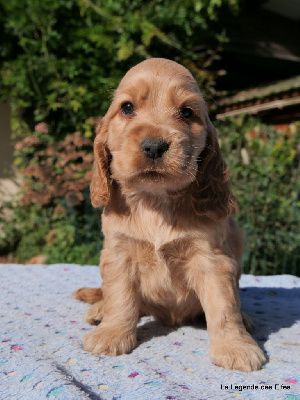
0,264,299,400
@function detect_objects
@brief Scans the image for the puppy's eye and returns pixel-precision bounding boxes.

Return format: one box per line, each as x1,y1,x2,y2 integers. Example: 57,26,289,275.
179,107,193,119
121,102,135,116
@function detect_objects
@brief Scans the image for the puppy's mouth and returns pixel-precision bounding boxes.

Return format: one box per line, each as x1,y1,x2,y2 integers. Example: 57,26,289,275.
139,170,165,180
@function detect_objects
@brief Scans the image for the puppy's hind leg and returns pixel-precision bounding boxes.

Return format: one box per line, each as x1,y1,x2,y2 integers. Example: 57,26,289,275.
84,300,104,325
72,287,104,325
72,287,103,304
241,311,254,332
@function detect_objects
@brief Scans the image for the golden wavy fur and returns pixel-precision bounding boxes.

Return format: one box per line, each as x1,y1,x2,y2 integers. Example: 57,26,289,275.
73,58,266,372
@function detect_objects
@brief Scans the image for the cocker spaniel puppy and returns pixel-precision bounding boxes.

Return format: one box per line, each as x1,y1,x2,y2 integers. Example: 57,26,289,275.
73,58,266,372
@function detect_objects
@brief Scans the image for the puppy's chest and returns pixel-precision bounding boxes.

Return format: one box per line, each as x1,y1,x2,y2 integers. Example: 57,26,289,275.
130,213,196,298
105,205,202,298
128,205,184,247
135,236,190,302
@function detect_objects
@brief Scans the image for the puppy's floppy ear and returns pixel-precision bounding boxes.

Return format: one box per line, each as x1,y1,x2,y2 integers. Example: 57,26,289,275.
90,117,111,208
191,116,238,221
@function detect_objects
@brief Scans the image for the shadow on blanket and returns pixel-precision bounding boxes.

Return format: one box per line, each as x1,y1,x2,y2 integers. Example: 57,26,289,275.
239,286,299,359
239,287,299,332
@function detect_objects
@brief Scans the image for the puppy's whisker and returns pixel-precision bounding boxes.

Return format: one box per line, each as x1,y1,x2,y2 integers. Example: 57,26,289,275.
203,144,217,154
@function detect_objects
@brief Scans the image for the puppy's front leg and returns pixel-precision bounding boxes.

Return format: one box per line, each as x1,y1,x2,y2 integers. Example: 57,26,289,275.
189,252,266,372
83,257,139,356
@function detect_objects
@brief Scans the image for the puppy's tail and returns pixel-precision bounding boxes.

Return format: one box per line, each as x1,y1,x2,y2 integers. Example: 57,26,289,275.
72,287,103,304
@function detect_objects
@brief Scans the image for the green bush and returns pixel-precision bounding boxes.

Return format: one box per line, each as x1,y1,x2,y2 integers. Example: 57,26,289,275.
217,116,300,275
0,128,102,265
0,0,240,139
13,125,95,205
0,192,102,265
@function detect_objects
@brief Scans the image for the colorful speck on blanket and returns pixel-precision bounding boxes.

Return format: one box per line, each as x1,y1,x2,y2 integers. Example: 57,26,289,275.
0,264,299,400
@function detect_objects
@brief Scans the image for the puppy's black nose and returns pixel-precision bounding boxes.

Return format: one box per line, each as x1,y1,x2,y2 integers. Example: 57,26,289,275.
141,139,169,160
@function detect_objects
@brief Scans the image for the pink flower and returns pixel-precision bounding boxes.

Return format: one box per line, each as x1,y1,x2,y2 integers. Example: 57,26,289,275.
15,141,24,151
34,122,49,134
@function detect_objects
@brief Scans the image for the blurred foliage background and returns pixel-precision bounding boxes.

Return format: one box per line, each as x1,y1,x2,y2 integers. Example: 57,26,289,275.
0,0,299,275
216,117,299,276
0,0,239,139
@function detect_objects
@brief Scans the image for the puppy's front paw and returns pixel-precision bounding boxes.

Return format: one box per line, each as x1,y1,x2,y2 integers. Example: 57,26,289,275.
83,326,136,356
210,335,266,372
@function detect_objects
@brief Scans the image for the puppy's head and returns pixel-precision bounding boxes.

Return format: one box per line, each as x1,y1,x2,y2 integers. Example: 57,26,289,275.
91,58,237,220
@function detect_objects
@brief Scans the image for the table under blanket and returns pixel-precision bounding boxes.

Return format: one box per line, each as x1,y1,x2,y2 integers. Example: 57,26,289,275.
0,263,299,400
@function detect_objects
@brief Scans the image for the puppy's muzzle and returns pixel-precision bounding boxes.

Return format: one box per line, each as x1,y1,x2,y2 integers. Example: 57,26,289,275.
141,139,169,160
